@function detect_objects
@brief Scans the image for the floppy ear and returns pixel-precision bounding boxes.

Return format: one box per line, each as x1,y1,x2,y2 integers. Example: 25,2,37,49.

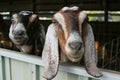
28,14,37,26
42,24,59,79
12,13,18,22
82,22,103,77
79,11,102,77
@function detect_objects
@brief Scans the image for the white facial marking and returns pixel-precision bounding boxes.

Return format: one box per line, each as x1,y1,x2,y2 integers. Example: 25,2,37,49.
62,6,79,11
54,13,68,39
14,23,26,32
65,32,84,62
19,11,32,15
62,6,70,11
65,32,82,53
9,23,28,45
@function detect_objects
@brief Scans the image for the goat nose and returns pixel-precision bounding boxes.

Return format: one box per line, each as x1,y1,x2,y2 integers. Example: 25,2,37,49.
13,30,25,36
69,42,82,50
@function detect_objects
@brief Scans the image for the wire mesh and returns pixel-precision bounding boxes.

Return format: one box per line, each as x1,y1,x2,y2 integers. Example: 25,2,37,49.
97,37,120,71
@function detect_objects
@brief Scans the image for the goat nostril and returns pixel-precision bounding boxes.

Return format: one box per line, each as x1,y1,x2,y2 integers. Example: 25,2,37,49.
13,30,25,39
13,30,25,36
19,31,24,36
69,42,82,50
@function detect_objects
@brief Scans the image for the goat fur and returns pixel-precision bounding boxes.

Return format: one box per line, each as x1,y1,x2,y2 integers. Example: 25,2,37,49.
9,11,45,55
42,6,102,79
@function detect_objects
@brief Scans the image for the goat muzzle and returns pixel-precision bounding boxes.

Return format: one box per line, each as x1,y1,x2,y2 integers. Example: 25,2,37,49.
69,42,82,50
13,30,25,39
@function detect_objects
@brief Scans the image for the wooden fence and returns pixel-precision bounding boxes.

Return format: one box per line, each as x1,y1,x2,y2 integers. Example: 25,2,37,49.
0,48,120,80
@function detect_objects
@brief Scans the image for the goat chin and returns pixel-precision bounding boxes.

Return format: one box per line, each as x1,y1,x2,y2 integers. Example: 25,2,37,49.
66,52,84,62
67,55,82,62
64,45,84,62
12,38,27,45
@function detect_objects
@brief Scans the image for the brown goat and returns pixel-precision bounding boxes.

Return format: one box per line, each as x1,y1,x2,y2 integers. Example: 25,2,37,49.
42,6,103,79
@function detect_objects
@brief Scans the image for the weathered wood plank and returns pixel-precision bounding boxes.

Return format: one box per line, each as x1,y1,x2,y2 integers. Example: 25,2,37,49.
0,56,6,80
0,48,120,80
67,73,88,80
5,58,12,80
0,56,3,80
10,59,32,80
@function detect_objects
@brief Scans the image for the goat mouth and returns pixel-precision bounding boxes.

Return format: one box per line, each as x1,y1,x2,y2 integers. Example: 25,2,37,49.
13,38,27,45
14,36,25,40
14,35,28,40
66,49,84,62
14,40,24,45
14,38,25,42
67,55,81,62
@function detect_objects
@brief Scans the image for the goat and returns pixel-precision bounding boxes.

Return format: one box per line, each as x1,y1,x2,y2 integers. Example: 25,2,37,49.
9,11,45,56
42,6,103,79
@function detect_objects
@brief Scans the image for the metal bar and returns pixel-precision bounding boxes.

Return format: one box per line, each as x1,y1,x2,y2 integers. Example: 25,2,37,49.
109,40,113,69
102,46,105,68
32,0,36,13
104,0,108,24
103,0,108,43
115,37,119,70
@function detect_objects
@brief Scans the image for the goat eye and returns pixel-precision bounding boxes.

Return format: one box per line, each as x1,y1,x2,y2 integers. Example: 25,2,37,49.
52,19,63,32
11,19,15,24
52,20,59,25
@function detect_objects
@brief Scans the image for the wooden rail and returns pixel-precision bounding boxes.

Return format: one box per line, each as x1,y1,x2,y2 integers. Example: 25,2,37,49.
0,48,120,80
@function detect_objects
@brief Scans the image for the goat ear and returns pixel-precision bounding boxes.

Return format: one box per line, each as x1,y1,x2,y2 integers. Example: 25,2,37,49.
42,24,59,79
79,11,87,24
12,14,18,22
82,23,102,77
28,14,37,26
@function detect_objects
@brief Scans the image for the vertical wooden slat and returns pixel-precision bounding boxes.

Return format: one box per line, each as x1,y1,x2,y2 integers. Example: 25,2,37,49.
31,64,40,80
39,67,47,80
0,56,6,80
31,64,36,80
0,56,3,80
35,65,40,80
53,71,67,80
5,58,12,80
10,59,32,80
